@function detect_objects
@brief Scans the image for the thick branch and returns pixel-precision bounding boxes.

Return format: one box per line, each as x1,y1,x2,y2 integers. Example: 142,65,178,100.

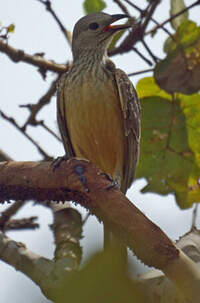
0,159,200,301
0,159,179,270
0,231,54,288
50,202,83,271
0,40,66,73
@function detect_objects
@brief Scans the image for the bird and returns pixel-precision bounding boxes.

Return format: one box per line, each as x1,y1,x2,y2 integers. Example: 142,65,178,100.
57,12,140,255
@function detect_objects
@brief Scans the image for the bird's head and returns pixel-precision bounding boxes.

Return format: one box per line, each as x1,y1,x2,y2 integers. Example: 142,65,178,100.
72,12,130,60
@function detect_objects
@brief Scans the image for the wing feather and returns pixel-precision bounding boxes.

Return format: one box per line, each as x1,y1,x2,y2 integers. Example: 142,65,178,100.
57,72,75,158
114,69,141,193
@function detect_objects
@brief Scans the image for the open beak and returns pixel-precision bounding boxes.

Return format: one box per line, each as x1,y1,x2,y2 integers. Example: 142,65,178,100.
103,14,131,32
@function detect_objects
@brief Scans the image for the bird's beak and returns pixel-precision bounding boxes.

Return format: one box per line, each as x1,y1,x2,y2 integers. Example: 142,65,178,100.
102,14,131,32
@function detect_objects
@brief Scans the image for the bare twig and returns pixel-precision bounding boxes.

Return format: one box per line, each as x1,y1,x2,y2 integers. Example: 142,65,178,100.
141,39,159,63
191,204,199,230
146,0,200,36
109,1,161,57
82,212,91,225
0,40,66,73
132,47,153,66
0,110,52,160
0,200,26,229
122,0,143,13
39,121,61,142
122,0,174,38
0,150,12,162
112,0,130,15
20,74,60,130
5,217,39,231
36,0,72,46
128,68,154,77
140,0,161,34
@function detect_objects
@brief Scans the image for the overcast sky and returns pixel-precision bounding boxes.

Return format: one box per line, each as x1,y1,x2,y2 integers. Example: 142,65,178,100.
0,1,200,302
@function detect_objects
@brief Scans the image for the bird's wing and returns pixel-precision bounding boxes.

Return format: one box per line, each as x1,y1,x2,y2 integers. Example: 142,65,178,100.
57,72,75,158
114,68,141,193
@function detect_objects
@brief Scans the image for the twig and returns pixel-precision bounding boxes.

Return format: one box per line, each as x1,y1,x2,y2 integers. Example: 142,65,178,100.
132,47,153,66
140,0,161,34
36,0,72,46
122,0,143,13
20,75,60,130
0,40,66,73
191,204,199,230
0,200,26,229
122,0,174,38
128,68,154,77
39,121,61,142
0,150,12,162
146,0,200,36
0,110,52,160
112,0,130,15
141,39,159,63
109,1,161,57
82,212,91,225
5,217,39,231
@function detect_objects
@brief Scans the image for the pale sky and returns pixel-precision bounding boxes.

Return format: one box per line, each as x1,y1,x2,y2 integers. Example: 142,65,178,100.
0,1,199,302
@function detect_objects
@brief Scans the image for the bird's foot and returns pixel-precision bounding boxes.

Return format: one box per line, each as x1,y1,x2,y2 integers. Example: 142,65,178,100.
74,164,89,193
51,155,69,171
102,173,119,191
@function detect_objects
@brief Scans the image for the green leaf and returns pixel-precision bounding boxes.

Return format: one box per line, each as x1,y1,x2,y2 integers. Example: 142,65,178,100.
170,0,188,30
83,0,106,14
136,77,200,208
156,21,200,94
52,250,146,303
109,28,125,49
7,23,15,33
164,20,200,54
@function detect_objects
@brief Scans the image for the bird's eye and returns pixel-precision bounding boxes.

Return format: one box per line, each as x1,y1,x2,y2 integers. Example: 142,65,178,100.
89,22,99,30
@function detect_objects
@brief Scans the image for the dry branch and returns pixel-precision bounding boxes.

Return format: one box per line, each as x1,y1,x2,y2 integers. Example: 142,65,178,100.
0,159,179,269
0,159,200,301
0,40,66,73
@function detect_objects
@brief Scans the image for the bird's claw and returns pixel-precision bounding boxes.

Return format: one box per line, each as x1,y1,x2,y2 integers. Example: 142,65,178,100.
102,173,119,191
51,155,69,171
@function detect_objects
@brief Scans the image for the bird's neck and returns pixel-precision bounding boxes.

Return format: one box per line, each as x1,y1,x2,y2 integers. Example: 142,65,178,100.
72,47,108,67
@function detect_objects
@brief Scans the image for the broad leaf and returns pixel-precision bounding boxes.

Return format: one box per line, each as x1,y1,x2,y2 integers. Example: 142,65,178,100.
136,77,200,208
83,0,106,14
52,251,145,303
156,21,200,94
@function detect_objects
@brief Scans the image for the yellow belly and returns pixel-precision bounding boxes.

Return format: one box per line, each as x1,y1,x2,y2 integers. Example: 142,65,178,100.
65,76,125,184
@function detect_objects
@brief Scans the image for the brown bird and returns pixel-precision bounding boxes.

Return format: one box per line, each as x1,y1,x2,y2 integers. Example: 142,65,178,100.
57,12,140,252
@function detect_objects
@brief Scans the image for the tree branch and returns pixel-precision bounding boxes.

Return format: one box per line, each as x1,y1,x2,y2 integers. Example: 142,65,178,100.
0,159,179,269
0,159,200,301
36,0,72,46
50,202,83,271
0,40,66,73
0,110,52,160
0,230,54,289
20,75,60,130
145,0,200,36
